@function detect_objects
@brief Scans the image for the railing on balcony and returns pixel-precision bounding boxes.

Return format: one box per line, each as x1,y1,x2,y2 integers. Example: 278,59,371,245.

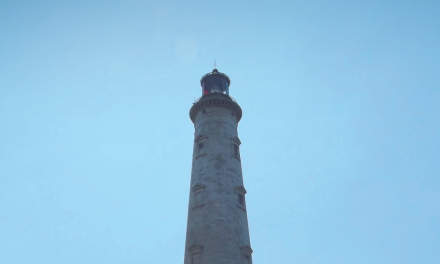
193,95,237,104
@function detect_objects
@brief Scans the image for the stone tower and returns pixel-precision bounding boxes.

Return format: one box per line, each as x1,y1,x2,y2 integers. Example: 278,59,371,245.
184,69,253,264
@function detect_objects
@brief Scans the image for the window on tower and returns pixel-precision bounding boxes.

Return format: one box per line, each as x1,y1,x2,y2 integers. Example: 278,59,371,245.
192,184,206,209
194,135,207,159
235,186,247,211
234,144,240,157
239,193,245,205
189,245,204,264
230,137,241,160
192,253,201,264
244,254,251,264
240,246,253,264
195,191,202,205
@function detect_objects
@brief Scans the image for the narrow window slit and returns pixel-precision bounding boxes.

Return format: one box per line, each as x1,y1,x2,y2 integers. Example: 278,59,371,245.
239,194,245,205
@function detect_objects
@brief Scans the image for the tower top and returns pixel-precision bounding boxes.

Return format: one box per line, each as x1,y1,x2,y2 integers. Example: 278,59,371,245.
200,69,231,96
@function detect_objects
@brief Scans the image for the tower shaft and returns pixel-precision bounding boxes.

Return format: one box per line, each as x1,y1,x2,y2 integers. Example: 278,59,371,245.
184,93,252,264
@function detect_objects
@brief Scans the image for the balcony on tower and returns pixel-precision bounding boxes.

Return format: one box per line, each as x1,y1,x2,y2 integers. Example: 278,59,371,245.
200,69,231,96
191,68,241,123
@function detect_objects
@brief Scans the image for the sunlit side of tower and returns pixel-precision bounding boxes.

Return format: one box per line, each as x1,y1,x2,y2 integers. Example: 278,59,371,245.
184,69,253,264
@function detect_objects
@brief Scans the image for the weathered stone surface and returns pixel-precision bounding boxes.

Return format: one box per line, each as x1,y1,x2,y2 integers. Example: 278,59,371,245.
184,94,252,264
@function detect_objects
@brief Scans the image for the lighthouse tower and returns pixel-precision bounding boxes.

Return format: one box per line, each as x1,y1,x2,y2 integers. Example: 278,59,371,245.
184,69,253,264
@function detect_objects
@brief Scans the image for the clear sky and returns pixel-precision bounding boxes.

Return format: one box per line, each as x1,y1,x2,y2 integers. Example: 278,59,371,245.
1,0,439,263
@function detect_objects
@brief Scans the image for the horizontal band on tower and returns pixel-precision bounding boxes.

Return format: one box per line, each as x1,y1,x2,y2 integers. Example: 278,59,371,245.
189,93,242,123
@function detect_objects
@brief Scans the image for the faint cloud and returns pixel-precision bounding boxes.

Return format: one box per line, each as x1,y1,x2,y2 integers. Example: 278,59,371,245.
175,35,197,63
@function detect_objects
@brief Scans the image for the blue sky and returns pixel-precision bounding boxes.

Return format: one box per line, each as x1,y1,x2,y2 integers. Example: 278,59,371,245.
1,0,439,263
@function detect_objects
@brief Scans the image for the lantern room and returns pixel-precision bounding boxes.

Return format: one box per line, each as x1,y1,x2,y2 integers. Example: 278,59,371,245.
200,69,231,96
